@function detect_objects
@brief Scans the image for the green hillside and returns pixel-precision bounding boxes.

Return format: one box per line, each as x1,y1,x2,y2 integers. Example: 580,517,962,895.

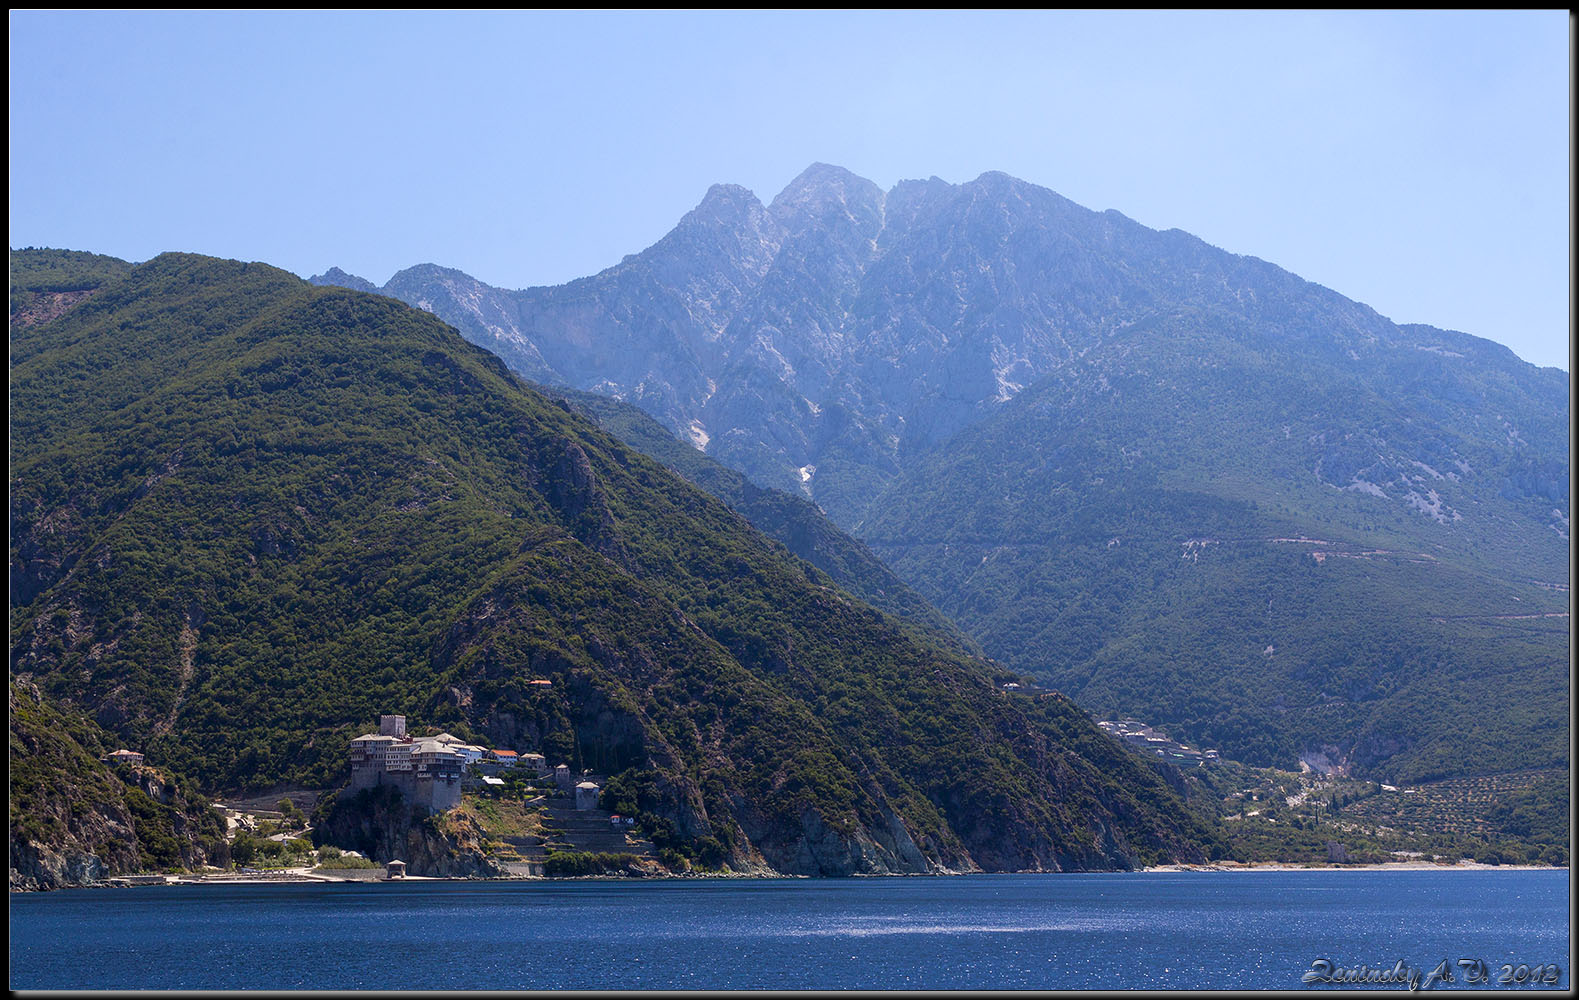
9,246,135,327
547,384,971,646
10,249,1222,876
859,311,1569,785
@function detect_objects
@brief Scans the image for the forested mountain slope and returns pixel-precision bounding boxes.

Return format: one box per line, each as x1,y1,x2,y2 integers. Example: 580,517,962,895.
857,310,1569,782
544,384,970,647
10,249,1219,876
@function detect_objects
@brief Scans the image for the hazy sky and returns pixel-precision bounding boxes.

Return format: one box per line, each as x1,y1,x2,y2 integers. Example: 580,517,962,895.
9,10,1571,370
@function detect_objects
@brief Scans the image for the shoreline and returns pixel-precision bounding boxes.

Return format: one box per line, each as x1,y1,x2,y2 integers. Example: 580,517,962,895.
1142,860,1557,873
16,859,1565,892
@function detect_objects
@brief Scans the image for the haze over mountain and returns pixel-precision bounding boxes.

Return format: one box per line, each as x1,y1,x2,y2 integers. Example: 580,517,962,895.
315,164,1569,784
10,248,1220,882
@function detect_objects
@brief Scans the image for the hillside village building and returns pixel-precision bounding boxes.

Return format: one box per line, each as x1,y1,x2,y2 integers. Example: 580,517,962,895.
349,715,465,812
349,715,547,813
1097,719,1218,766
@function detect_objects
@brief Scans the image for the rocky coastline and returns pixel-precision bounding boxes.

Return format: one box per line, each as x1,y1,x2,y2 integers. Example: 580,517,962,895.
16,856,1563,893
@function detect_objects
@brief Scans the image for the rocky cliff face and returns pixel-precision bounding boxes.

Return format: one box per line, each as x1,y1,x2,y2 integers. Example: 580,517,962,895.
312,785,510,878
759,804,942,877
10,682,224,890
9,840,118,891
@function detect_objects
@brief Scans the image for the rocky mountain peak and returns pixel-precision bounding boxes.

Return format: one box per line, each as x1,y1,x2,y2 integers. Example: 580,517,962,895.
385,262,473,286
688,183,770,226
769,163,887,233
306,266,377,293
649,183,783,277
970,168,1021,189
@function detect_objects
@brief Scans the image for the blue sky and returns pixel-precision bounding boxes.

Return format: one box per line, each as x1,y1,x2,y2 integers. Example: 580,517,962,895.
9,10,1571,370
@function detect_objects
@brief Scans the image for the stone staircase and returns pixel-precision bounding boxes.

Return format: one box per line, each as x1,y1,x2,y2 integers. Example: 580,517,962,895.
540,805,655,855
497,796,658,876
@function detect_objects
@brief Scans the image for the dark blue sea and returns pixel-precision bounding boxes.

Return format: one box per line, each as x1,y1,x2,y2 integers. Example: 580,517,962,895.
9,870,1571,990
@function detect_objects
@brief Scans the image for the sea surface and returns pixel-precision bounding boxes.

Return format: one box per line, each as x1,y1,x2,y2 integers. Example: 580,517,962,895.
9,869,1570,990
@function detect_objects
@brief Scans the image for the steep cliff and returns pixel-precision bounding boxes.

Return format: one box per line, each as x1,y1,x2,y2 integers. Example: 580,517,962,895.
311,786,509,878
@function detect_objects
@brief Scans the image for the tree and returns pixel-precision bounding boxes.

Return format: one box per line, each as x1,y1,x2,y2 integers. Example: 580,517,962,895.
230,832,258,866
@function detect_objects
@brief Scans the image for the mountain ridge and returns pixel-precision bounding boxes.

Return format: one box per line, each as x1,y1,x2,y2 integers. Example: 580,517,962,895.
313,166,1564,518
310,164,1567,786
